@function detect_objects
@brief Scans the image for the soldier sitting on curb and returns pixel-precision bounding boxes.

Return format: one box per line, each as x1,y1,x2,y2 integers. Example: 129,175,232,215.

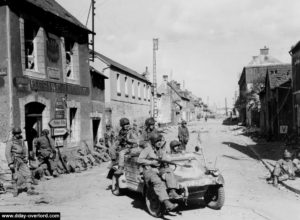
269,149,296,186
76,149,95,169
62,155,82,173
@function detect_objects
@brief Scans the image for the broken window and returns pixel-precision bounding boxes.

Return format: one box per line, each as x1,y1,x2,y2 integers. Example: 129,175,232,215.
24,22,38,70
65,38,75,78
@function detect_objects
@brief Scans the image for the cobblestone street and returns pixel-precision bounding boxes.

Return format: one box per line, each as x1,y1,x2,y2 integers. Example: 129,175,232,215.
1,119,300,220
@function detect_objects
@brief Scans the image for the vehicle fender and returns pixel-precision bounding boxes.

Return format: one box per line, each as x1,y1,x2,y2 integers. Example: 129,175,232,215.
216,174,225,185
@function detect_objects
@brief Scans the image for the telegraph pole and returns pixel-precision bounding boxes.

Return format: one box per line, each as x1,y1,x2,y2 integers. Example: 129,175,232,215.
87,0,96,61
153,38,159,119
225,97,228,116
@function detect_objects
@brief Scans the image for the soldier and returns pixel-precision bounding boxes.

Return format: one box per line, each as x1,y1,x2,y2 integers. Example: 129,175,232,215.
34,129,56,175
169,140,182,154
94,138,111,162
104,123,115,149
5,127,38,196
114,118,141,174
271,149,296,186
178,120,189,151
293,151,300,174
141,117,159,148
62,155,82,173
138,133,180,211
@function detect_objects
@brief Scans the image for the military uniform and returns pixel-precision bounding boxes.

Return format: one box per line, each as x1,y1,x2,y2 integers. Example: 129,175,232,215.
273,159,295,181
5,135,34,195
178,123,189,150
104,128,115,149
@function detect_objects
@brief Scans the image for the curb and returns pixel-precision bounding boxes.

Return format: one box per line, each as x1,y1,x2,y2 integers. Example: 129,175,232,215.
247,144,300,195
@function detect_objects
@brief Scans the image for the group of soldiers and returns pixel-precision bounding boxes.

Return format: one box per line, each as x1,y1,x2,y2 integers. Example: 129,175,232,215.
3,127,109,197
105,117,190,211
269,149,300,186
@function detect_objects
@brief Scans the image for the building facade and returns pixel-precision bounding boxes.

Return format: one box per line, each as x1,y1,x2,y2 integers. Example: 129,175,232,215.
91,52,152,129
0,0,97,160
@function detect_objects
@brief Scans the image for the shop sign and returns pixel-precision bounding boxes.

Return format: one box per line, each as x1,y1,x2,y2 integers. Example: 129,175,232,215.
47,37,60,63
14,77,90,96
280,125,288,134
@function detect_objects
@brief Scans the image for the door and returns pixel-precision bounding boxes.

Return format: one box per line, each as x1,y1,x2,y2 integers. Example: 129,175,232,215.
92,119,101,145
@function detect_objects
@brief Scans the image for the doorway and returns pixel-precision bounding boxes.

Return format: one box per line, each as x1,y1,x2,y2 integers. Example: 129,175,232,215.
25,102,45,152
92,118,101,146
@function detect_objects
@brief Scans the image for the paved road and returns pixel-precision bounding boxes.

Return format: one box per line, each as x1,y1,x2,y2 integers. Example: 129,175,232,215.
1,119,300,220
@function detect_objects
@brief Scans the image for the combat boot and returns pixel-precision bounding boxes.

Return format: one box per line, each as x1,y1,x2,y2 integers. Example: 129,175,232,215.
273,176,278,187
163,200,178,211
169,189,181,199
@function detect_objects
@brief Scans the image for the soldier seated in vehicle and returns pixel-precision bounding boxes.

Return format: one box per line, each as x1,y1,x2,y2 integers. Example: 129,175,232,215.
115,118,142,175
270,149,296,186
138,133,181,211
169,140,183,154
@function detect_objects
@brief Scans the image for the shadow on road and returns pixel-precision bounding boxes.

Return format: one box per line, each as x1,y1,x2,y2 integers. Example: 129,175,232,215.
222,117,239,126
222,142,258,161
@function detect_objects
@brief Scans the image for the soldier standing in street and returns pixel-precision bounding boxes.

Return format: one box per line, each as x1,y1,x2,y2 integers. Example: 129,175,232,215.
104,123,116,161
138,133,180,211
34,129,56,176
5,127,38,196
271,149,295,186
178,120,189,151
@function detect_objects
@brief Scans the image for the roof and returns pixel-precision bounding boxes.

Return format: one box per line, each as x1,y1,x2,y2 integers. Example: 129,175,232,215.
93,51,151,84
168,81,190,101
90,66,108,79
16,0,91,32
267,65,292,89
290,41,300,54
247,55,282,67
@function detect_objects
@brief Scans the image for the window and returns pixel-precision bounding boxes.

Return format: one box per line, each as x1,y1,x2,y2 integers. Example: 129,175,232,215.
69,108,77,139
132,80,135,98
143,84,146,100
125,77,128,96
24,22,38,70
65,38,75,79
147,85,151,100
138,82,141,99
117,74,121,95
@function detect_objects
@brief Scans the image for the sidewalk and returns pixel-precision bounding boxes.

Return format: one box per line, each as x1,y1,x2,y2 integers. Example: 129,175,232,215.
247,140,300,195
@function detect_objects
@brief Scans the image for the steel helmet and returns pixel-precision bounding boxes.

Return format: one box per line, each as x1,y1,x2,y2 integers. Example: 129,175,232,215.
149,133,163,146
283,149,292,159
181,120,187,125
145,117,155,127
12,127,22,134
170,140,181,152
120,118,130,127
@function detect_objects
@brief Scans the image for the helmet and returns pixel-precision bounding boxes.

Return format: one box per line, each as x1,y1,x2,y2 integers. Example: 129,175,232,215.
120,118,130,127
170,140,181,152
283,149,292,159
106,123,111,128
149,133,163,146
12,127,22,134
99,138,104,143
145,117,155,127
181,120,187,125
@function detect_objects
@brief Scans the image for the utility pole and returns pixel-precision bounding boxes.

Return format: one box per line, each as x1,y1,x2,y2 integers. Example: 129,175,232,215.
88,0,96,61
153,38,159,119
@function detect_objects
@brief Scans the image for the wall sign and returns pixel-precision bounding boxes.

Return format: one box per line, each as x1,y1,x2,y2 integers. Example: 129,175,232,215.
280,125,288,134
47,37,60,63
0,67,7,76
47,67,60,80
14,77,90,96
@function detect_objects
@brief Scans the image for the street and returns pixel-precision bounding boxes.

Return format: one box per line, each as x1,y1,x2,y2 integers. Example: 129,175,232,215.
1,118,300,220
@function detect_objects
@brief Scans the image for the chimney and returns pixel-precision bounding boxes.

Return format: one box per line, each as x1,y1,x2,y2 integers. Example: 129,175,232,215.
142,66,150,79
260,46,269,55
177,83,181,90
163,75,168,81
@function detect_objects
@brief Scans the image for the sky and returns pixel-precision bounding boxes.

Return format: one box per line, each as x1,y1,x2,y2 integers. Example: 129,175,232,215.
57,0,300,108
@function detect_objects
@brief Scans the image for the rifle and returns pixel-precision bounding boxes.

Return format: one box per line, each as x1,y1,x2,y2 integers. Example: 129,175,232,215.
150,158,192,168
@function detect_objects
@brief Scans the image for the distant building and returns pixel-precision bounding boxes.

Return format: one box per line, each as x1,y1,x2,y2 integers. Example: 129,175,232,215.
238,47,287,126
91,51,152,128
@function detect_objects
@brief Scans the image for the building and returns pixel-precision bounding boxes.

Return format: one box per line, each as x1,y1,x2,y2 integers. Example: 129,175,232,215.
289,41,300,135
91,51,152,128
237,47,286,126
260,65,292,138
0,0,97,163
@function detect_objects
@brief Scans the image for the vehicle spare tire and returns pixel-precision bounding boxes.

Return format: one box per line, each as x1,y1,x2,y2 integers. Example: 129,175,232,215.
204,185,225,210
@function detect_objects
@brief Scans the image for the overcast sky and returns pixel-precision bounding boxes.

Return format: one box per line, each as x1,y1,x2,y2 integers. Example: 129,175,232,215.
57,0,300,108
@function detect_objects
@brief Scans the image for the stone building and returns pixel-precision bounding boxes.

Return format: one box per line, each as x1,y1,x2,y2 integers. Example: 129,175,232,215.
0,0,100,161
238,47,286,126
91,51,152,129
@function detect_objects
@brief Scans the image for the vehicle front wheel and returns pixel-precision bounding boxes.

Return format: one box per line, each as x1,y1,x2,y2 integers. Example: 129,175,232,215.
111,175,122,196
204,185,225,210
145,186,163,217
